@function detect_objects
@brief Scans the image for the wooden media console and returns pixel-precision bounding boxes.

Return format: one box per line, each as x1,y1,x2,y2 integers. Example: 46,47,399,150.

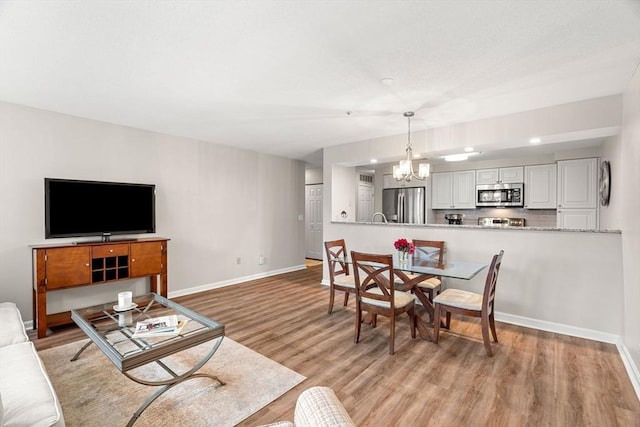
32,237,169,338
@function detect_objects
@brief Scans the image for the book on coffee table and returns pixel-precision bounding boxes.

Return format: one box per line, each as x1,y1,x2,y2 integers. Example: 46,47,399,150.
132,315,188,337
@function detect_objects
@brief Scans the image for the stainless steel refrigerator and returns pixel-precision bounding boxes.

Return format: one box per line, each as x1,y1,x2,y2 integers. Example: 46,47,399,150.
382,187,426,224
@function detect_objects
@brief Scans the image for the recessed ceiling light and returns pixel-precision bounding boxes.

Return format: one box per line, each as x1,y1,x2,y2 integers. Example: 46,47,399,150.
370,159,378,163
412,153,421,158
444,154,469,162
529,137,541,143
464,147,474,152
380,78,395,86
442,152,481,162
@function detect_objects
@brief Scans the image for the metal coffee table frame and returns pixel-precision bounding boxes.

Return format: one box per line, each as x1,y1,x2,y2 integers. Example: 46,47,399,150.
71,293,225,426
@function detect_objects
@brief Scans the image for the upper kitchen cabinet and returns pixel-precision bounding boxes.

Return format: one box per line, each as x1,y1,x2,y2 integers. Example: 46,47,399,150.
524,164,557,209
476,166,524,184
431,170,476,209
557,158,597,209
557,158,598,229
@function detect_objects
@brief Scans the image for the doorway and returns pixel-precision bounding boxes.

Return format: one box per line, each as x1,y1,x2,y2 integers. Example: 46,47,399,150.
305,184,323,260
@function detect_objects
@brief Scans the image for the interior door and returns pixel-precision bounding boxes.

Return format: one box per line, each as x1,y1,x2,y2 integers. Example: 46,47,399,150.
305,184,323,260
357,183,374,222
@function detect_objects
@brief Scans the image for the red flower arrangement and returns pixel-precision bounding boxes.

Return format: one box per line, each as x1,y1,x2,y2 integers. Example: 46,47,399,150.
394,238,415,254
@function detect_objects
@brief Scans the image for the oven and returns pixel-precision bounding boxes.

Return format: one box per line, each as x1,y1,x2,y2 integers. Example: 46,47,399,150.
476,183,524,207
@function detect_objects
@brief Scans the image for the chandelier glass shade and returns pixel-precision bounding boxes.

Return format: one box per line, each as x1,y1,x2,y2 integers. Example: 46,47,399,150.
393,112,430,182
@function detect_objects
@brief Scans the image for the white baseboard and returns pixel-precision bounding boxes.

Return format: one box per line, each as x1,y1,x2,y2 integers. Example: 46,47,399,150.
617,341,640,402
168,264,308,298
495,311,620,344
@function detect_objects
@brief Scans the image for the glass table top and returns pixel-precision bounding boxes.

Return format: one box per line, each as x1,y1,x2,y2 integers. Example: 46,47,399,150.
71,293,224,371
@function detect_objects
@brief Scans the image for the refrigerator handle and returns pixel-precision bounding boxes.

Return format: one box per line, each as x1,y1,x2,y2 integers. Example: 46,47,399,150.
398,191,404,223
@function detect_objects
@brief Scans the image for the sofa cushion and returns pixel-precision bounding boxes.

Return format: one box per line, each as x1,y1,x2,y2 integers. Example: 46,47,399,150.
294,386,355,427
0,302,29,347
0,342,65,427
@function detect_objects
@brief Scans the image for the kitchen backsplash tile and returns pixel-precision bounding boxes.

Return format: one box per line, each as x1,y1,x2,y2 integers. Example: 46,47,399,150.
432,208,557,227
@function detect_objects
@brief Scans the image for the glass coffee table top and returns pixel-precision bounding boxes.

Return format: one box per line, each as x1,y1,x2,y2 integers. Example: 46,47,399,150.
71,292,225,372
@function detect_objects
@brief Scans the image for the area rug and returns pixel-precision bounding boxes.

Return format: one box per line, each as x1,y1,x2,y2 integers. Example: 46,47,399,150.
38,338,305,426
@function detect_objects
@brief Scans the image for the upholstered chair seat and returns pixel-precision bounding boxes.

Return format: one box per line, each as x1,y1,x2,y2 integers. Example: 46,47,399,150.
362,288,415,309
433,288,483,311
334,274,356,288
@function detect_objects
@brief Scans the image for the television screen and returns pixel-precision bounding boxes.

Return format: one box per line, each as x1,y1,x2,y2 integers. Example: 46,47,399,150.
45,178,156,239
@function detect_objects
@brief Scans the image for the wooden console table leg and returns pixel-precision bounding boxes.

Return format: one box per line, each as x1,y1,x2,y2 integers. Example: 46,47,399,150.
33,249,48,338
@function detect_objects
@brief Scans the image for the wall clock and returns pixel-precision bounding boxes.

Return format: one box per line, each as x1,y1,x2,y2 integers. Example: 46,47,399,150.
599,160,611,206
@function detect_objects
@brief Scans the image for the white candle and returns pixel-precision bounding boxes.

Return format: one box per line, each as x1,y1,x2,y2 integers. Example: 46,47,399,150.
118,291,132,308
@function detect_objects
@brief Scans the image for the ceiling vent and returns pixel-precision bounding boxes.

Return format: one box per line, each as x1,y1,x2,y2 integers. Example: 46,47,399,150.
359,174,374,184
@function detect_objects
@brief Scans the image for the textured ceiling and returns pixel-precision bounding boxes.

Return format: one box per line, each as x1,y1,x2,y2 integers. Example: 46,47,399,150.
1,1,639,164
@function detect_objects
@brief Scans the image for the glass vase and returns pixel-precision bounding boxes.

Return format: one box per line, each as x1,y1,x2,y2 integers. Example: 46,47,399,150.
398,250,409,264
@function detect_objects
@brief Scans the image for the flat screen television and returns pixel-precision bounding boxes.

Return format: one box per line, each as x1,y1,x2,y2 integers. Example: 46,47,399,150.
45,178,156,240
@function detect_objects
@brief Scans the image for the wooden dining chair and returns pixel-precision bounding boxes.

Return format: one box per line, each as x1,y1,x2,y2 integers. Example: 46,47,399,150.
324,239,357,314
433,250,504,357
394,240,445,323
351,251,416,355
412,239,445,297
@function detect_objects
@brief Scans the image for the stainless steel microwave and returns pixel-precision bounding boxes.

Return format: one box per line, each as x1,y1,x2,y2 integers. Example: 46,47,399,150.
476,183,524,207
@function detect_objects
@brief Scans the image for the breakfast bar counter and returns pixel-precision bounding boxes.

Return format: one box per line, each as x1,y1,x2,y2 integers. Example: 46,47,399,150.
344,221,621,234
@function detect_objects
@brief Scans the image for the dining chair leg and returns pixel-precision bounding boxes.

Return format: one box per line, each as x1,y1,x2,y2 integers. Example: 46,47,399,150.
489,311,498,342
445,312,452,329
343,292,350,307
481,312,493,357
389,313,396,355
354,306,362,344
408,308,416,338
433,304,441,344
328,285,335,314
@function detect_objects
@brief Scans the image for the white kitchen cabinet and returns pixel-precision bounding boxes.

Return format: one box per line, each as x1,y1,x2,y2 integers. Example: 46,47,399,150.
557,209,597,229
524,164,557,209
557,158,597,208
431,170,475,209
476,166,524,184
556,158,598,229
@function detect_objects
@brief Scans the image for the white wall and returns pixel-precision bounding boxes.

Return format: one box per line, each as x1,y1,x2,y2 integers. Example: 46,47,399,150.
0,102,306,320
621,64,640,375
600,134,623,230
305,167,323,185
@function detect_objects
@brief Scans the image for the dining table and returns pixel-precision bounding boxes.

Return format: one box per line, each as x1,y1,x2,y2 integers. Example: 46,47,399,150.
329,252,488,341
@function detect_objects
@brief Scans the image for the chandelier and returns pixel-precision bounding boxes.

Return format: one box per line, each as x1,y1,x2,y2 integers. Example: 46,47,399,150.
393,112,430,182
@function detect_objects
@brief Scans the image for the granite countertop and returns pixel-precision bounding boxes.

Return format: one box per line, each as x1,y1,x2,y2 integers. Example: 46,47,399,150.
332,221,621,234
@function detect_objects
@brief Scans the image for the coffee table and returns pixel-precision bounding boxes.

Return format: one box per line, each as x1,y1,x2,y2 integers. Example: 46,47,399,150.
71,293,225,426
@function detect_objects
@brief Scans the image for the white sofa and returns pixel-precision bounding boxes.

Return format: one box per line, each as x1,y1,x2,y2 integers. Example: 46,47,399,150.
0,302,65,427
263,386,355,427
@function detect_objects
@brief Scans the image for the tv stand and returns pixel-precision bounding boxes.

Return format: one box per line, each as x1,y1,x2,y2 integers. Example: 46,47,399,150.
31,237,169,338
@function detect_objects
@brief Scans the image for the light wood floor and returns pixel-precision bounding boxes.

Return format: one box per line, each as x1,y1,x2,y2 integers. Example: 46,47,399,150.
32,264,640,426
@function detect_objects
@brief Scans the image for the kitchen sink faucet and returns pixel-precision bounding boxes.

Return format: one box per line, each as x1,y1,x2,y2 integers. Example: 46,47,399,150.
371,212,388,223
